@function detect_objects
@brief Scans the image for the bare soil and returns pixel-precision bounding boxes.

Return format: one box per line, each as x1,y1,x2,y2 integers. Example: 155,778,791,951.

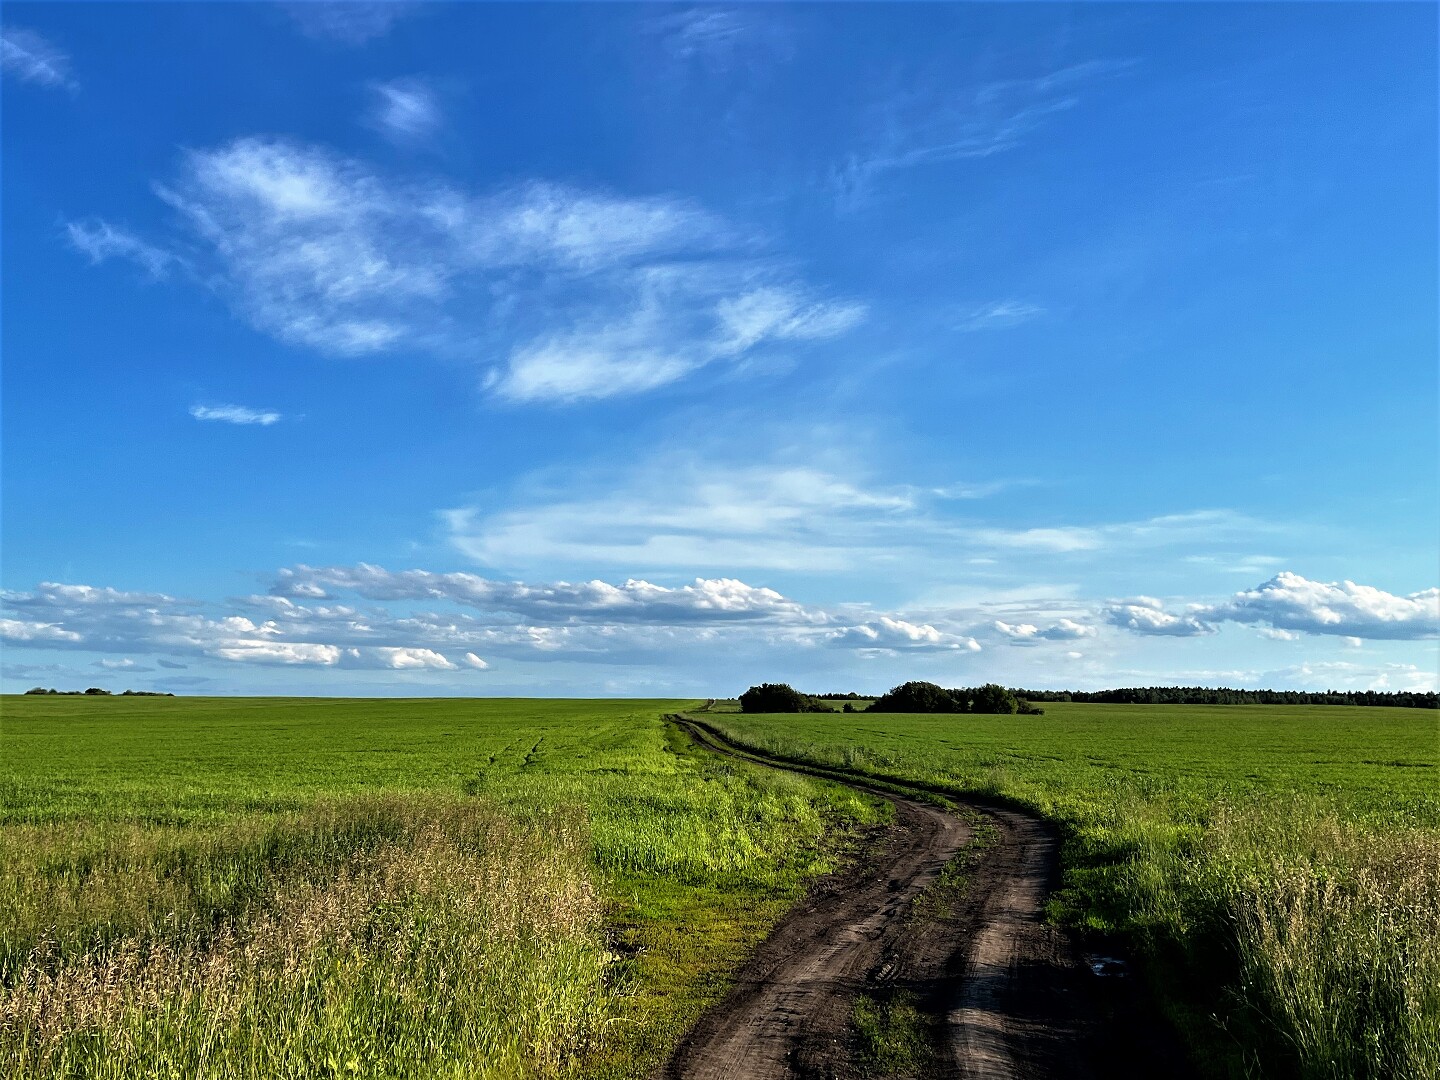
657,718,1193,1080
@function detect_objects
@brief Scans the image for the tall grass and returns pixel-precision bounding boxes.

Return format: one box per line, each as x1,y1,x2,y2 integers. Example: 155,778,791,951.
1202,806,1440,1080
1,795,613,1078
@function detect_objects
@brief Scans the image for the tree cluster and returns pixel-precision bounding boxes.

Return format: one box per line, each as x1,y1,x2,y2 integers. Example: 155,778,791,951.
22,687,175,697
1012,686,1437,709
866,681,1042,715
738,683,832,713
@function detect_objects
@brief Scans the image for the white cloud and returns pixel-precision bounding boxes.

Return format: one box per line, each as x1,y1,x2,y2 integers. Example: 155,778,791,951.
993,617,1096,644
1104,573,1440,643
2,562,996,677
271,564,821,625
366,78,441,142
489,279,863,404
957,301,1045,331
0,618,83,643
1203,573,1439,641
1258,627,1299,641
3,582,176,608
650,9,750,62
285,3,419,45
833,60,1135,208
1,26,75,89
209,640,343,666
75,136,858,399
444,448,1265,580
1259,661,1438,694
65,220,174,279
646,8,789,69
190,403,283,426
1104,597,1216,637
827,617,980,653
444,458,928,573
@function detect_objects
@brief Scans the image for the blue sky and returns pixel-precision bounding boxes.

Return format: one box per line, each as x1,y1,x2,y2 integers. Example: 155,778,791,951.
3,2,1437,697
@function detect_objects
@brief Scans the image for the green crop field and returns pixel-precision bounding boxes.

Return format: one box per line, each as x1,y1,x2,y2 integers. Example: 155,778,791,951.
3,696,1437,1080
0,696,883,1079
710,702,1440,1080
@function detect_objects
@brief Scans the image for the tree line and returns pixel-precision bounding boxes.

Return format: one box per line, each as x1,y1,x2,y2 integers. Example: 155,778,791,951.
740,681,1042,715
22,687,175,697
740,681,1436,714
1013,686,1437,708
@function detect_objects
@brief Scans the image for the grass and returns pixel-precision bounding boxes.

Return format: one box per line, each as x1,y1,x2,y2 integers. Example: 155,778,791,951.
0,696,885,1078
852,990,931,1077
707,702,1440,1080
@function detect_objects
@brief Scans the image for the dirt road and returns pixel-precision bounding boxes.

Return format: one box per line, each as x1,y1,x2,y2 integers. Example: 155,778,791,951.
658,718,1190,1080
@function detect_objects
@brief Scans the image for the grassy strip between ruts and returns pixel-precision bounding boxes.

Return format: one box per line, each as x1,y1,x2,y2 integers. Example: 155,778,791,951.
0,696,888,1078
706,702,1440,1080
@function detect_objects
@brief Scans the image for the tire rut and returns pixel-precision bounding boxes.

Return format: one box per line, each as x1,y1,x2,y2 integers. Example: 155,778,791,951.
657,718,1193,1080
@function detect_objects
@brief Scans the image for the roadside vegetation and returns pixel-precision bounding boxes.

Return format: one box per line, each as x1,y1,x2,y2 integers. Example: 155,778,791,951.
0,696,883,1079
709,700,1440,1080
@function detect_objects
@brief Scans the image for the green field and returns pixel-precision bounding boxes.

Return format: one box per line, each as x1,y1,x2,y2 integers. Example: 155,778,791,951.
0,696,882,1079
711,702,1440,1079
2,696,1436,1079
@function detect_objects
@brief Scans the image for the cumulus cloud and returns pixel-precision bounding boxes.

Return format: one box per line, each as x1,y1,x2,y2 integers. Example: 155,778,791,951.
0,618,83,643
993,618,1096,644
1106,573,1440,642
827,617,980,653
72,136,859,402
271,563,821,624
366,78,441,142
1,26,75,89
1259,661,1438,694
2,564,989,676
1204,573,1439,641
190,403,283,426
1104,597,1216,637
65,220,174,279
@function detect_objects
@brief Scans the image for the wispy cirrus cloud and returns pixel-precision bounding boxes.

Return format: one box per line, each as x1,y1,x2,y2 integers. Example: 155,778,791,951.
834,59,1135,209
646,8,790,69
365,77,441,143
957,300,1045,332
69,137,860,402
65,220,175,279
1,26,76,90
190,403,283,426
442,442,1277,582
285,3,421,45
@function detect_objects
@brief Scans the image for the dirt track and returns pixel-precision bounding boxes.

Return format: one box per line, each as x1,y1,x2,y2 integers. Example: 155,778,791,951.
658,718,1191,1080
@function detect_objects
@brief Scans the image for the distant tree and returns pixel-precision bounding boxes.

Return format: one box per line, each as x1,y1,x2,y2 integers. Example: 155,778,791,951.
970,683,1019,714
868,681,959,713
83,687,111,696
740,683,811,713
842,702,856,713
1016,699,1044,715
23,687,49,695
